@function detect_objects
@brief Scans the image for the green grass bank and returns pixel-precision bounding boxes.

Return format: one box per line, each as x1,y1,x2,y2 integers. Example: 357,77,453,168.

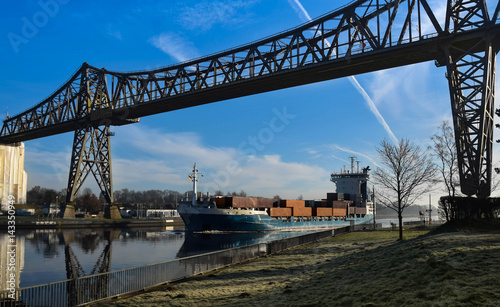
100,222,500,306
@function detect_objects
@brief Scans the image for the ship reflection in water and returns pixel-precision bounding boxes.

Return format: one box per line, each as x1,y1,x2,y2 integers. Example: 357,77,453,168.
8,227,310,288
177,230,312,258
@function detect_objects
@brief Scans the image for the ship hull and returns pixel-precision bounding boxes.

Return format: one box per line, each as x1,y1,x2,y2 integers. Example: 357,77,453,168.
178,205,374,232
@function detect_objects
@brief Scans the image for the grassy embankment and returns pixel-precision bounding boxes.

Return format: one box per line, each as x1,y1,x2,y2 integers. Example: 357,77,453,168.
102,221,500,307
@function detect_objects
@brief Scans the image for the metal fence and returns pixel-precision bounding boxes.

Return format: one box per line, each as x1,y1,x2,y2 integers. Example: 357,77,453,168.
0,227,349,307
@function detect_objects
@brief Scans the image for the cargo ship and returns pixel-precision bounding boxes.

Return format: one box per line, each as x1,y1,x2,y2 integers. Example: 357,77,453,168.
177,161,374,231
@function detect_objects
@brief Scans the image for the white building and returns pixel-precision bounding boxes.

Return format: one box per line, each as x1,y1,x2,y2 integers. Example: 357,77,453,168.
0,143,28,210
0,235,25,294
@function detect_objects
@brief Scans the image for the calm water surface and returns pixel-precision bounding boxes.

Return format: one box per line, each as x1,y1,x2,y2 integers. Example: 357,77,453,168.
5,227,311,288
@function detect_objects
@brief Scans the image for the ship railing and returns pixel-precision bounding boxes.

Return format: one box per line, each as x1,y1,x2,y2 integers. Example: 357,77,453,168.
0,227,350,307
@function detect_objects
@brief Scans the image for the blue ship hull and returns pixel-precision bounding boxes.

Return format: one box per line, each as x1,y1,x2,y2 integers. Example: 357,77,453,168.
179,209,374,232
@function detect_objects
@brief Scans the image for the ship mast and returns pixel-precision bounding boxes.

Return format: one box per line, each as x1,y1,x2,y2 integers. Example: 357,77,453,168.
189,163,202,206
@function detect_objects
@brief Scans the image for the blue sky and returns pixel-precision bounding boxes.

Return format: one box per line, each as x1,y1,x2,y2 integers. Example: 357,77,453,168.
0,0,498,202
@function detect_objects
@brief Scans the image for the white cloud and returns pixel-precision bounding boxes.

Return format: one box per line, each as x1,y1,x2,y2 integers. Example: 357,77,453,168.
107,28,122,40
149,32,199,63
110,125,332,199
178,0,258,31
24,146,72,190
113,159,182,187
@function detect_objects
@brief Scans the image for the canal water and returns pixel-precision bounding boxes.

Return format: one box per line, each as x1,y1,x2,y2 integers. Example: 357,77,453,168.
3,227,312,288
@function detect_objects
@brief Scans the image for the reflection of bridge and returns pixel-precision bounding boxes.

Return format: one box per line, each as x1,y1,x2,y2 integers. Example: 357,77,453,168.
0,1,499,207
63,230,117,306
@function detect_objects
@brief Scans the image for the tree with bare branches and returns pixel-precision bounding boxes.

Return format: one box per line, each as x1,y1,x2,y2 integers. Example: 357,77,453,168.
430,121,459,221
372,138,436,240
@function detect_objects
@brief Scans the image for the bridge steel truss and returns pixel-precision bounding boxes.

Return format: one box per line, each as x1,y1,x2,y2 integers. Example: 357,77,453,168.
0,0,499,202
442,1,498,198
65,241,112,305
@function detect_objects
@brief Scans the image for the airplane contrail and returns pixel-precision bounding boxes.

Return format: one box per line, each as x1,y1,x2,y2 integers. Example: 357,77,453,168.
334,144,381,168
289,0,399,145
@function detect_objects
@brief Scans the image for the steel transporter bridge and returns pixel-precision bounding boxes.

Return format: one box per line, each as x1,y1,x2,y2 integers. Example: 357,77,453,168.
1,0,499,216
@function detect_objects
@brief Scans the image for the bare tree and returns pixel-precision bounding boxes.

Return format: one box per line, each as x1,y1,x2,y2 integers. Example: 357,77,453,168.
372,138,436,240
430,121,459,221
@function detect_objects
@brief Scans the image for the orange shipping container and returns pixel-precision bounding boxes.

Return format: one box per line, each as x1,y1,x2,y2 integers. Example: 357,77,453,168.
313,207,333,216
229,197,275,208
257,198,276,208
229,197,257,208
280,199,306,208
332,208,347,216
292,207,312,216
269,207,292,217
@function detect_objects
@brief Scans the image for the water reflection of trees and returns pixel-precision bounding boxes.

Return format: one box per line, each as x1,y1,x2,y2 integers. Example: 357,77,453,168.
26,230,61,258
80,232,100,253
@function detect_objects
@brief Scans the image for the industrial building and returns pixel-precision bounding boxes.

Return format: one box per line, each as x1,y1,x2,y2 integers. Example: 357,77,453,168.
0,143,27,210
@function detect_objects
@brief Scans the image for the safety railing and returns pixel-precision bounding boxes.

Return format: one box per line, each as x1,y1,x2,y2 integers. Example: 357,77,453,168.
0,226,350,306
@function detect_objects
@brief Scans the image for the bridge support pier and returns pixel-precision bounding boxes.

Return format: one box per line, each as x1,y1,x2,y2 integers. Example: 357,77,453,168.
62,204,76,219
444,27,498,198
64,125,119,219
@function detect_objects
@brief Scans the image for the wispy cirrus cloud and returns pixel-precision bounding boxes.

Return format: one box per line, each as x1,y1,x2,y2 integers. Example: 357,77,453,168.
330,144,381,169
106,27,122,40
178,0,258,31
149,32,199,63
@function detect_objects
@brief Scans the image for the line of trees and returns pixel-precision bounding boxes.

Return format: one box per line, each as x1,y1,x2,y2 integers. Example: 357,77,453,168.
27,186,103,214
26,186,254,213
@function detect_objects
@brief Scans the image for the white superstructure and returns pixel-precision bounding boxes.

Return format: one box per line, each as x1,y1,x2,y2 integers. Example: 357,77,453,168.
330,157,374,215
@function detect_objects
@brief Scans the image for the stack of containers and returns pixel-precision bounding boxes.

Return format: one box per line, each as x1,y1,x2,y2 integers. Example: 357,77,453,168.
228,196,275,208
332,200,351,216
215,197,275,208
280,199,311,216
